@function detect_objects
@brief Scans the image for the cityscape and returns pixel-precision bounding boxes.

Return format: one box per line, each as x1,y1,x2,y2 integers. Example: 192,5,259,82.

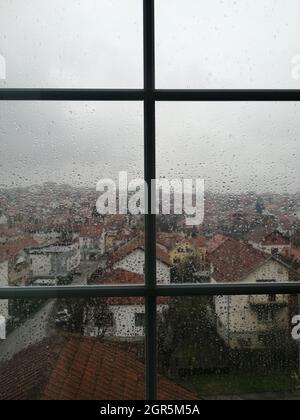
0,182,299,399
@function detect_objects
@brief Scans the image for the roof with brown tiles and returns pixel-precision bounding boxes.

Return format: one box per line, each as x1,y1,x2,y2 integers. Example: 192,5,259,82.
210,238,269,283
157,233,206,251
0,237,38,260
0,334,199,400
207,234,229,253
108,236,172,267
95,269,144,286
261,231,290,246
91,269,169,305
79,225,105,238
156,232,185,251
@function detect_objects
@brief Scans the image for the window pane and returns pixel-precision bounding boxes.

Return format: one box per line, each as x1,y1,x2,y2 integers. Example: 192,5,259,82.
158,295,300,400
156,0,300,88
0,102,144,286
0,297,145,400
156,102,300,284
0,0,142,88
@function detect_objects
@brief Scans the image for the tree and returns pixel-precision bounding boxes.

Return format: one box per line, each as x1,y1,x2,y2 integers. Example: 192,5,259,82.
60,297,113,338
255,198,265,215
172,255,209,284
157,296,227,376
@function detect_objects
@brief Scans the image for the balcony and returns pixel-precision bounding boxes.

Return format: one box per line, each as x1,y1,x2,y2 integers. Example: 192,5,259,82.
249,294,288,307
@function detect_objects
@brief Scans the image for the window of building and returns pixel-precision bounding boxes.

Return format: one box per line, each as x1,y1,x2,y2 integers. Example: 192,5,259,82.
135,312,145,328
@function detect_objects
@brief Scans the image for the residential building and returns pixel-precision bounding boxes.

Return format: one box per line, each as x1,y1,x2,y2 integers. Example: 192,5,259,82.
0,238,37,286
0,258,8,320
157,232,206,265
89,269,168,339
28,240,80,279
247,228,291,255
79,225,105,261
108,235,172,285
210,238,294,349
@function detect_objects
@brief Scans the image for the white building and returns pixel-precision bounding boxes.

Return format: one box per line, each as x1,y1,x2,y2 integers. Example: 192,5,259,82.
210,238,293,349
87,269,168,339
28,240,80,278
247,229,291,255
79,225,105,261
109,236,172,285
0,259,9,320
0,213,8,229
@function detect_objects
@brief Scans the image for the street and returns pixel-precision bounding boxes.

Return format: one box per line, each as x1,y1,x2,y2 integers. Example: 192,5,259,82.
0,258,103,363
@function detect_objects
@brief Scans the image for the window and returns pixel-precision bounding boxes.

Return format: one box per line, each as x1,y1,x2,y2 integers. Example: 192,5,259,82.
0,0,300,401
135,312,145,328
257,308,274,323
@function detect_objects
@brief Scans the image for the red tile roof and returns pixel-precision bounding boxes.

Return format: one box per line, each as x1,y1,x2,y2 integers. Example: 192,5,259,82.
156,232,185,250
79,225,105,238
92,269,169,305
0,237,38,260
207,234,229,253
261,231,290,246
188,237,207,248
157,233,206,250
0,334,199,400
210,238,269,283
95,269,144,285
108,236,172,267
282,247,300,263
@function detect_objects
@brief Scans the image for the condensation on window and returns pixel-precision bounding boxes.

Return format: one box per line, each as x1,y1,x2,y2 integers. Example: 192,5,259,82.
157,295,300,400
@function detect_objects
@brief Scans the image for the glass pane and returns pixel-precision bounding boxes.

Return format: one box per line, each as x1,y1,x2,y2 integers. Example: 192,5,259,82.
156,0,300,88
156,102,300,284
158,295,300,400
0,297,145,400
0,102,144,286
0,0,142,88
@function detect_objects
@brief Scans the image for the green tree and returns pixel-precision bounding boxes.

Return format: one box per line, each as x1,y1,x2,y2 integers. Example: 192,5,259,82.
59,297,113,338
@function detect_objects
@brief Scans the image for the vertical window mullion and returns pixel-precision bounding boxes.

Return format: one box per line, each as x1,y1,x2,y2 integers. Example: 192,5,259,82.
144,0,157,401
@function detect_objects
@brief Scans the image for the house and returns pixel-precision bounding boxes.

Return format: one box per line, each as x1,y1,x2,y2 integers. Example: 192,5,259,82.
0,213,8,231
210,238,296,349
0,257,8,321
108,235,172,285
170,238,206,265
79,225,105,261
0,238,37,286
0,334,199,400
247,227,291,255
28,239,80,279
157,232,207,264
105,228,135,253
89,269,169,339
0,227,24,244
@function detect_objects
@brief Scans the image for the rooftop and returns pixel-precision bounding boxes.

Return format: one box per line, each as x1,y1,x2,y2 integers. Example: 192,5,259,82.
0,334,199,400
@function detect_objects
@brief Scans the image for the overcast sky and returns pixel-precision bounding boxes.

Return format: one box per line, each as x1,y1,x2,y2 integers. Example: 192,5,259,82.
0,0,299,193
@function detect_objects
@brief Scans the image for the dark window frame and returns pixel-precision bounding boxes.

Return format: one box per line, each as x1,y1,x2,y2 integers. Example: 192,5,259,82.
0,0,300,400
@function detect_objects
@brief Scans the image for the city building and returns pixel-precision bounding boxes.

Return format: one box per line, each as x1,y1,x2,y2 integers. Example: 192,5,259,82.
210,238,295,349
28,240,80,279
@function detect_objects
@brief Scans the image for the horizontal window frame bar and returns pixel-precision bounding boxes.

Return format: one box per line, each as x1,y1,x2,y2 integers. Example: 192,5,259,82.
154,89,300,102
0,282,299,299
0,89,145,101
1,89,300,101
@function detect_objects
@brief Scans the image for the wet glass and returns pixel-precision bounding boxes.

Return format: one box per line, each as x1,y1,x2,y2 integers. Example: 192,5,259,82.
0,0,143,88
156,102,300,284
158,295,300,400
0,297,145,400
0,102,144,286
156,0,300,89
